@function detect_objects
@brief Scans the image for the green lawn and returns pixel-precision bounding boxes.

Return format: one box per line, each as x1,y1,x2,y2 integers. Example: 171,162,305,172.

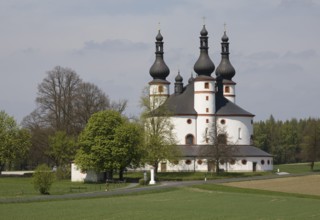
274,161,320,174
0,177,125,199
0,184,320,220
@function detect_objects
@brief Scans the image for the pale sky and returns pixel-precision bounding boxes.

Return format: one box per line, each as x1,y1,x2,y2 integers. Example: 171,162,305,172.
1,0,319,123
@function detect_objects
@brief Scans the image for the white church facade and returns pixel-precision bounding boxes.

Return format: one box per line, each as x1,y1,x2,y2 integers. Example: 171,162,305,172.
148,25,273,173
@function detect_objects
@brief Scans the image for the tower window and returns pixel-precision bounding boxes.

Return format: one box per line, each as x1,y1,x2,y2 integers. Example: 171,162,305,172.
158,85,164,93
225,86,230,93
238,128,242,139
204,82,209,89
185,134,194,145
206,96,209,101
206,119,209,123
206,108,209,113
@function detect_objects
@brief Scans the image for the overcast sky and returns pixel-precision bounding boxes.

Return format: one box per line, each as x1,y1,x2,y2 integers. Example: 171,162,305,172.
1,0,319,123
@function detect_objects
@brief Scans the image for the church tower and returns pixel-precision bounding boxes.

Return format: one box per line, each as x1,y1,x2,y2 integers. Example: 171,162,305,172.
193,25,215,145
216,30,236,103
149,30,170,110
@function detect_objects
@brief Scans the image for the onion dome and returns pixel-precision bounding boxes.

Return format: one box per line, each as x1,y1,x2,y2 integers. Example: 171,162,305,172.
174,70,184,94
149,30,170,80
175,70,183,82
193,25,215,76
215,31,235,80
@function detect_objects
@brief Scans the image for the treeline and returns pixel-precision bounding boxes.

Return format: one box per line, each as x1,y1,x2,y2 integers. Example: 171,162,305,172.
254,115,320,167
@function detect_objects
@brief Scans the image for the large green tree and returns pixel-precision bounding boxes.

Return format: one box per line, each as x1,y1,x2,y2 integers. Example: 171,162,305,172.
0,111,31,173
75,110,143,180
47,131,77,167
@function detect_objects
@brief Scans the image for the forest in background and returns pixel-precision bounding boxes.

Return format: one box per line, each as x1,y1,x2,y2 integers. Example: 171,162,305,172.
254,116,320,168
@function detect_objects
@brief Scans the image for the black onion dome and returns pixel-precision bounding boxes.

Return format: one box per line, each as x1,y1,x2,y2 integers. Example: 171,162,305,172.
193,25,215,76
156,30,163,41
200,25,208,36
221,31,229,42
149,30,170,80
175,70,183,82
215,31,235,80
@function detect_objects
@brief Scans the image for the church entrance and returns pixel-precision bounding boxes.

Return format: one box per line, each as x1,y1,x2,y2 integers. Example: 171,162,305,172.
252,162,257,172
161,162,167,172
208,160,215,172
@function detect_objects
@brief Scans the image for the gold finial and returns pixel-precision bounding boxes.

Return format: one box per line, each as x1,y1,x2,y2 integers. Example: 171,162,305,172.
202,16,206,25
224,22,227,32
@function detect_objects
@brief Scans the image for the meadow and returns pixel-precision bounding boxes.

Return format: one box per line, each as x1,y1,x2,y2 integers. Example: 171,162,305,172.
1,162,320,219
0,181,320,220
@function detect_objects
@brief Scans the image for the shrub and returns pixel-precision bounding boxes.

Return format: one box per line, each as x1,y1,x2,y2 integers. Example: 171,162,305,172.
139,178,148,185
33,164,55,195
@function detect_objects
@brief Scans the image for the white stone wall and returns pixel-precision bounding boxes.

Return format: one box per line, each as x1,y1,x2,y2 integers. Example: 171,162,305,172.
217,116,253,145
223,84,236,103
149,84,170,110
171,116,197,145
71,163,104,182
157,157,273,172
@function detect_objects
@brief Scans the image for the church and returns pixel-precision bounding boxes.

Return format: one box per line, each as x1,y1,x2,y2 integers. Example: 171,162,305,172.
148,24,273,172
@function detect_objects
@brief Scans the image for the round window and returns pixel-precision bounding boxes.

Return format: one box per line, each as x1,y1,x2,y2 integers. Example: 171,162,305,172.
220,119,226,125
219,160,225,165
185,160,192,165
197,160,203,165
173,160,179,165
242,159,247,165
187,119,192,124
267,160,270,165
230,159,236,165
261,160,265,165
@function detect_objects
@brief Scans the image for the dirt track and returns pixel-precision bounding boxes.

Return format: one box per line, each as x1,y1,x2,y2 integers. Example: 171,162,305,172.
223,174,320,196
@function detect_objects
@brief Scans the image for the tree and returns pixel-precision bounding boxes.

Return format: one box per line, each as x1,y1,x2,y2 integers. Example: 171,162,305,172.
47,131,77,167
113,122,144,180
34,66,110,135
0,111,31,173
22,66,123,168
202,120,238,175
33,164,55,195
301,118,320,170
75,110,143,180
140,91,179,174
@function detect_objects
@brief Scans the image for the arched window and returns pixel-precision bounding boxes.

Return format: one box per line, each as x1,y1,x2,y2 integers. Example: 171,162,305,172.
225,86,230,93
185,134,194,145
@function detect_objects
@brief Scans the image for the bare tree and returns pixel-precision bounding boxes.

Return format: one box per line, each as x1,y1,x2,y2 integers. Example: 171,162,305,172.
30,66,112,135
140,89,179,174
110,99,128,114
22,66,121,168
36,66,82,134
202,120,238,174
74,82,110,133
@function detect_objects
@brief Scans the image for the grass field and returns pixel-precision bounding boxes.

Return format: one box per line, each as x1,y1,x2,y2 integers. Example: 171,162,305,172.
274,162,320,174
0,177,125,199
223,175,320,196
0,182,320,220
1,163,320,219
